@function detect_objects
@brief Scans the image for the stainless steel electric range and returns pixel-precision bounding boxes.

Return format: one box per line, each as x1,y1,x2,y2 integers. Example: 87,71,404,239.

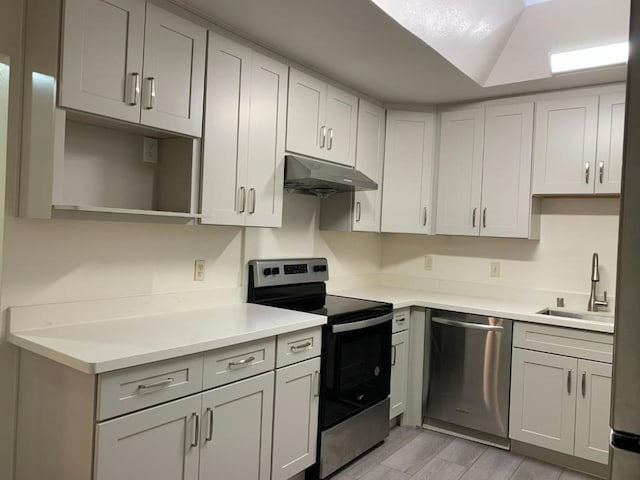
247,258,393,479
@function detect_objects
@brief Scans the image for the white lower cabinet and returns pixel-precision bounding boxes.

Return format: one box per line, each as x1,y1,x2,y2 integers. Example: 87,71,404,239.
200,372,275,480
272,358,321,480
390,329,409,420
95,395,201,480
509,323,613,465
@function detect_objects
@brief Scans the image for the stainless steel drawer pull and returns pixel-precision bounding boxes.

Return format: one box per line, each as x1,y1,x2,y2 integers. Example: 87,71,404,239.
205,408,214,442
585,162,590,184
391,345,397,366
228,356,256,369
249,188,256,215
482,208,487,229
423,207,428,226
472,208,477,228
581,372,587,398
599,161,605,184
327,128,334,150
395,316,406,323
432,317,503,332
290,341,312,352
356,202,362,222
127,72,140,106
320,126,327,148
238,186,246,213
138,377,174,391
313,370,320,398
145,77,156,110
567,370,572,395
191,413,200,447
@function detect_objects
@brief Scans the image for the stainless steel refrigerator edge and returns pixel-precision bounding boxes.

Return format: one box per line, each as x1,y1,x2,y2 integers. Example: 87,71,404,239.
610,3,640,478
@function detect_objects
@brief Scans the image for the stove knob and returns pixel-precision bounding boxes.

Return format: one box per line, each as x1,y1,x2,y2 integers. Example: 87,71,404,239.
313,265,321,273
272,267,280,275
263,268,272,276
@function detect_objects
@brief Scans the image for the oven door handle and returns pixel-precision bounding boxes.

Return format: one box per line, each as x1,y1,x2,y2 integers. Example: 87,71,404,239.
432,317,504,332
331,313,393,333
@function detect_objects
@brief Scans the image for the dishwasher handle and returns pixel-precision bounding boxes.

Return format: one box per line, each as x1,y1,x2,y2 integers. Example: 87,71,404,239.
432,316,504,332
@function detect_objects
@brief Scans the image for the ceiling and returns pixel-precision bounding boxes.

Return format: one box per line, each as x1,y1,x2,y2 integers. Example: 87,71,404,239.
177,0,629,104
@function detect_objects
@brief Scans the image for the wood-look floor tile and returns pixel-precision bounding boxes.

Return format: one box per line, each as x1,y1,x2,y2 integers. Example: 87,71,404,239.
511,458,563,480
558,470,599,480
410,456,467,480
437,438,487,467
458,447,523,480
358,464,411,480
381,430,453,475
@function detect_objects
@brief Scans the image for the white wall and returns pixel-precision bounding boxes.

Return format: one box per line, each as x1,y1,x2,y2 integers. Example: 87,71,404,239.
381,197,620,308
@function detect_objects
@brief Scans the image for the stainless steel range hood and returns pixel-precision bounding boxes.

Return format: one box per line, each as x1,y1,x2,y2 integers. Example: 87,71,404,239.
284,154,377,198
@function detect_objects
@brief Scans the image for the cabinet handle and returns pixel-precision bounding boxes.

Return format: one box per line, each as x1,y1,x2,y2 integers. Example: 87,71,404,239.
356,202,362,222
319,126,327,148
395,316,406,324
585,162,590,184
191,413,199,447
567,370,572,395
290,341,312,352
422,207,428,226
327,128,334,150
228,356,255,369
249,188,256,214
391,345,397,366
205,408,214,442
144,77,156,110
127,72,140,106
313,370,320,398
238,186,246,213
483,208,487,229
138,377,174,391
472,208,477,228
599,161,605,184
581,372,587,398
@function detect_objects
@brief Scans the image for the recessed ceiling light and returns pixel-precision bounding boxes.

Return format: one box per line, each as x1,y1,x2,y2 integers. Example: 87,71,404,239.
550,42,629,74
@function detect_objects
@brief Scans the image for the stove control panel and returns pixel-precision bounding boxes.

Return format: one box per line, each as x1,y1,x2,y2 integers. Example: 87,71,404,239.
249,258,329,288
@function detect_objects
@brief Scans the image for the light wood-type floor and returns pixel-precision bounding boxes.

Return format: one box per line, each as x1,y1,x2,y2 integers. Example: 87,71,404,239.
331,426,598,480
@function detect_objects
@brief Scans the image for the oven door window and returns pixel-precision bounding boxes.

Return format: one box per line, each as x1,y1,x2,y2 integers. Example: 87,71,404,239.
322,320,391,429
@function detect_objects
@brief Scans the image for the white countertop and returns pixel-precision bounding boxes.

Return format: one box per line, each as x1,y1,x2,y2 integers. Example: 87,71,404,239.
9,303,326,374
330,286,614,334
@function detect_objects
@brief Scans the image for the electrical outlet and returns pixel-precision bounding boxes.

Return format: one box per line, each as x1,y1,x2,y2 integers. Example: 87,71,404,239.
143,137,158,164
194,260,205,281
490,261,501,278
424,255,433,271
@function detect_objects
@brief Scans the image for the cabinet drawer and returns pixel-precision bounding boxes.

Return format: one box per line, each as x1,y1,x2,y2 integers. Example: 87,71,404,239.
513,322,613,363
203,337,276,389
276,327,322,368
392,308,410,333
97,354,204,421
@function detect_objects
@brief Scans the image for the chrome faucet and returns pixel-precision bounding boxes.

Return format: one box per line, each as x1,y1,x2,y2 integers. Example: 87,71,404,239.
588,253,609,312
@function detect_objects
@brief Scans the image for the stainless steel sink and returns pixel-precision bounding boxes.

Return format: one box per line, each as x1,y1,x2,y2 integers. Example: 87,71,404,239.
537,308,613,322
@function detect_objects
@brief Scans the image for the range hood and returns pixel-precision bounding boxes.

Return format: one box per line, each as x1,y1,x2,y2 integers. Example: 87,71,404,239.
284,154,378,198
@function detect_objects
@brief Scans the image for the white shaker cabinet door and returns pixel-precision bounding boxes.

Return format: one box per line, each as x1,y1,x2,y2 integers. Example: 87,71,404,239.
480,103,534,238
60,0,145,123
353,100,385,232
324,85,358,167
199,372,274,480
245,52,288,228
200,32,251,226
595,92,626,195
575,359,612,464
95,395,201,480
271,358,321,480
381,111,435,234
532,96,599,195
287,68,327,159
140,4,206,137
390,330,409,420
510,348,577,455
435,108,485,236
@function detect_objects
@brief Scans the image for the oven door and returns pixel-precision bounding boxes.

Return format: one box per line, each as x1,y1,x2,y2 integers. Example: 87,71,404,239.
321,313,392,429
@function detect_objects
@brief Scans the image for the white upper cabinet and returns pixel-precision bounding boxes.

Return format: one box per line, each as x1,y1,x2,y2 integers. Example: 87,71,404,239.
596,92,626,194
286,68,357,166
353,100,385,232
60,0,145,123
435,108,485,236
201,32,287,228
139,4,206,137
481,103,534,238
381,111,436,234
436,102,536,239
532,95,600,195
60,0,206,137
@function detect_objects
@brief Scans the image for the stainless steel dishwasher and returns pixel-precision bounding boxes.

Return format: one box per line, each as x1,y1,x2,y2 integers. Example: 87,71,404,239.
423,310,513,444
